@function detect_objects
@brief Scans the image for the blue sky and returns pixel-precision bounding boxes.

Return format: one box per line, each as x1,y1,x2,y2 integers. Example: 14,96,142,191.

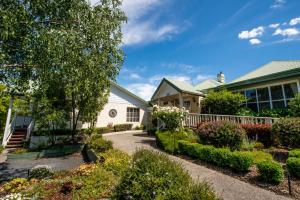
93,0,300,100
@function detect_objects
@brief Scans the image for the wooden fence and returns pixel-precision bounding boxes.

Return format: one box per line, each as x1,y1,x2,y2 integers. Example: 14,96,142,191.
184,113,279,127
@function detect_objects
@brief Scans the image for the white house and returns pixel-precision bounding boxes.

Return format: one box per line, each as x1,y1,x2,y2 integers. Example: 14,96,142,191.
82,82,149,129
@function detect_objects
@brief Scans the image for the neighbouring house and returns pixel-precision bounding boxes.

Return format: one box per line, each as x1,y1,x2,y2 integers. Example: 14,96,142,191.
151,78,205,113
222,61,300,112
2,82,149,148
151,60,300,113
82,82,149,129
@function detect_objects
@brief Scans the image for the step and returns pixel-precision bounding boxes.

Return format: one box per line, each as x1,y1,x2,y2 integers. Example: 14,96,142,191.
13,132,26,135
7,141,23,145
6,144,23,148
10,135,25,138
9,137,25,141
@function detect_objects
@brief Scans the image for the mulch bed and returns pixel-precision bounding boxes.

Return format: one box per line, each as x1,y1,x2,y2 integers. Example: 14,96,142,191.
177,154,300,200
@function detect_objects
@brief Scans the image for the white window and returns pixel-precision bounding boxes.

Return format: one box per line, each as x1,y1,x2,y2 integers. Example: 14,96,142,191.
239,82,299,111
126,107,140,122
183,101,191,109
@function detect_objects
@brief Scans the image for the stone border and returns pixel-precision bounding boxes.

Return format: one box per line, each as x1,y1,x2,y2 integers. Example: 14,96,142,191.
102,130,147,136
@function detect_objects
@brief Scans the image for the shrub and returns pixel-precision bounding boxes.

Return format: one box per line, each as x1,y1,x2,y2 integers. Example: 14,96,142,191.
89,137,113,153
72,166,118,199
287,157,300,178
152,105,188,131
241,124,272,147
236,107,255,116
114,124,133,132
0,145,3,153
113,149,219,200
243,151,273,165
289,149,300,158
258,108,291,118
28,166,54,179
231,152,254,172
96,127,112,134
203,90,246,115
272,118,300,148
257,160,284,184
1,178,30,193
289,93,300,117
197,121,246,150
99,149,131,176
156,130,198,154
178,141,253,172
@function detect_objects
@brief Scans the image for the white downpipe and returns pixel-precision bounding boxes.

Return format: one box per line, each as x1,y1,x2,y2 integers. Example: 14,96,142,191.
2,96,13,146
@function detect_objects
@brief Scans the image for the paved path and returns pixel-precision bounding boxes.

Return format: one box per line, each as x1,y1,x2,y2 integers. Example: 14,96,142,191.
0,152,84,183
103,131,291,200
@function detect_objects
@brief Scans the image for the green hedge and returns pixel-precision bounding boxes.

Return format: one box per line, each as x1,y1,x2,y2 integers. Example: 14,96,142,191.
113,149,219,200
88,137,113,153
155,130,198,154
287,157,300,178
114,124,133,132
178,140,253,172
289,149,300,158
257,160,284,184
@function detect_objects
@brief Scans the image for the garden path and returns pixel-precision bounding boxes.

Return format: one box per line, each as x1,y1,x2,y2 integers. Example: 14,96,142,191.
103,131,292,200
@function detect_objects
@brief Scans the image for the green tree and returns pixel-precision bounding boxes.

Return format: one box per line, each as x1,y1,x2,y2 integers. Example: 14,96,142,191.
0,0,126,139
289,93,300,117
203,90,246,115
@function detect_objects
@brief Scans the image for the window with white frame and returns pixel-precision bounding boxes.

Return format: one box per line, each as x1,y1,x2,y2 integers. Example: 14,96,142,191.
126,107,140,122
183,100,191,109
239,81,299,112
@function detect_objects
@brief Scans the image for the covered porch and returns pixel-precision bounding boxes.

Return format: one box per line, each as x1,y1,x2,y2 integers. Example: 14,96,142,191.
151,78,204,113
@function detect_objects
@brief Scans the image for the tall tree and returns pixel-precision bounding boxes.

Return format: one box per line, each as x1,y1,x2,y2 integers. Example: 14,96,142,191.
0,0,126,138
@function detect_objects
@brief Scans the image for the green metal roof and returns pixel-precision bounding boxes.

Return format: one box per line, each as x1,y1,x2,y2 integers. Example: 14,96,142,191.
194,79,222,92
151,78,203,100
230,61,300,84
164,78,203,95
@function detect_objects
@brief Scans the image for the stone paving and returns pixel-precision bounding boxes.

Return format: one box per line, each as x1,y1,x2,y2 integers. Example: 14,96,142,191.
0,152,84,183
103,131,292,200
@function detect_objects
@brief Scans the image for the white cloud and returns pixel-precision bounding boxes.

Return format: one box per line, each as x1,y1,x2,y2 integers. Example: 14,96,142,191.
273,28,299,37
249,38,262,45
126,83,156,101
270,0,286,9
269,23,280,29
123,22,178,46
129,73,141,80
149,75,192,84
120,0,180,46
238,26,264,39
290,17,300,26
196,74,215,82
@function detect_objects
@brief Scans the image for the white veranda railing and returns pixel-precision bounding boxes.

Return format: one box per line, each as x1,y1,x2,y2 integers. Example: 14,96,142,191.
185,113,279,127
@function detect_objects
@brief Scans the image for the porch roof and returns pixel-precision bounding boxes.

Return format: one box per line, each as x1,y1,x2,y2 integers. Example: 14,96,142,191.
151,78,204,100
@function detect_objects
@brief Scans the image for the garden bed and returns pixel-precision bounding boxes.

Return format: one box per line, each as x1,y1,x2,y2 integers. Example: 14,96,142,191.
178,154,300,199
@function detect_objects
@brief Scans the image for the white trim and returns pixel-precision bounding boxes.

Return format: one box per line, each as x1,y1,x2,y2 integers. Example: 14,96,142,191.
268,86,273,109
281,85,287,107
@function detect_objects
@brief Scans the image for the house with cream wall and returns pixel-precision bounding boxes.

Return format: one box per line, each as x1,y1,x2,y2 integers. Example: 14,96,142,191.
82,82,149,129
151,60,300,113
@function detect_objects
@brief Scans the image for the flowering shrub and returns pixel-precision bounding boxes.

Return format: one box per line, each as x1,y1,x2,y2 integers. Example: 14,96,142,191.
73,164,97,176
152,105,188,131
241,124,272,147
196,121,246,150
0,178,30,194
99,149,131,176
